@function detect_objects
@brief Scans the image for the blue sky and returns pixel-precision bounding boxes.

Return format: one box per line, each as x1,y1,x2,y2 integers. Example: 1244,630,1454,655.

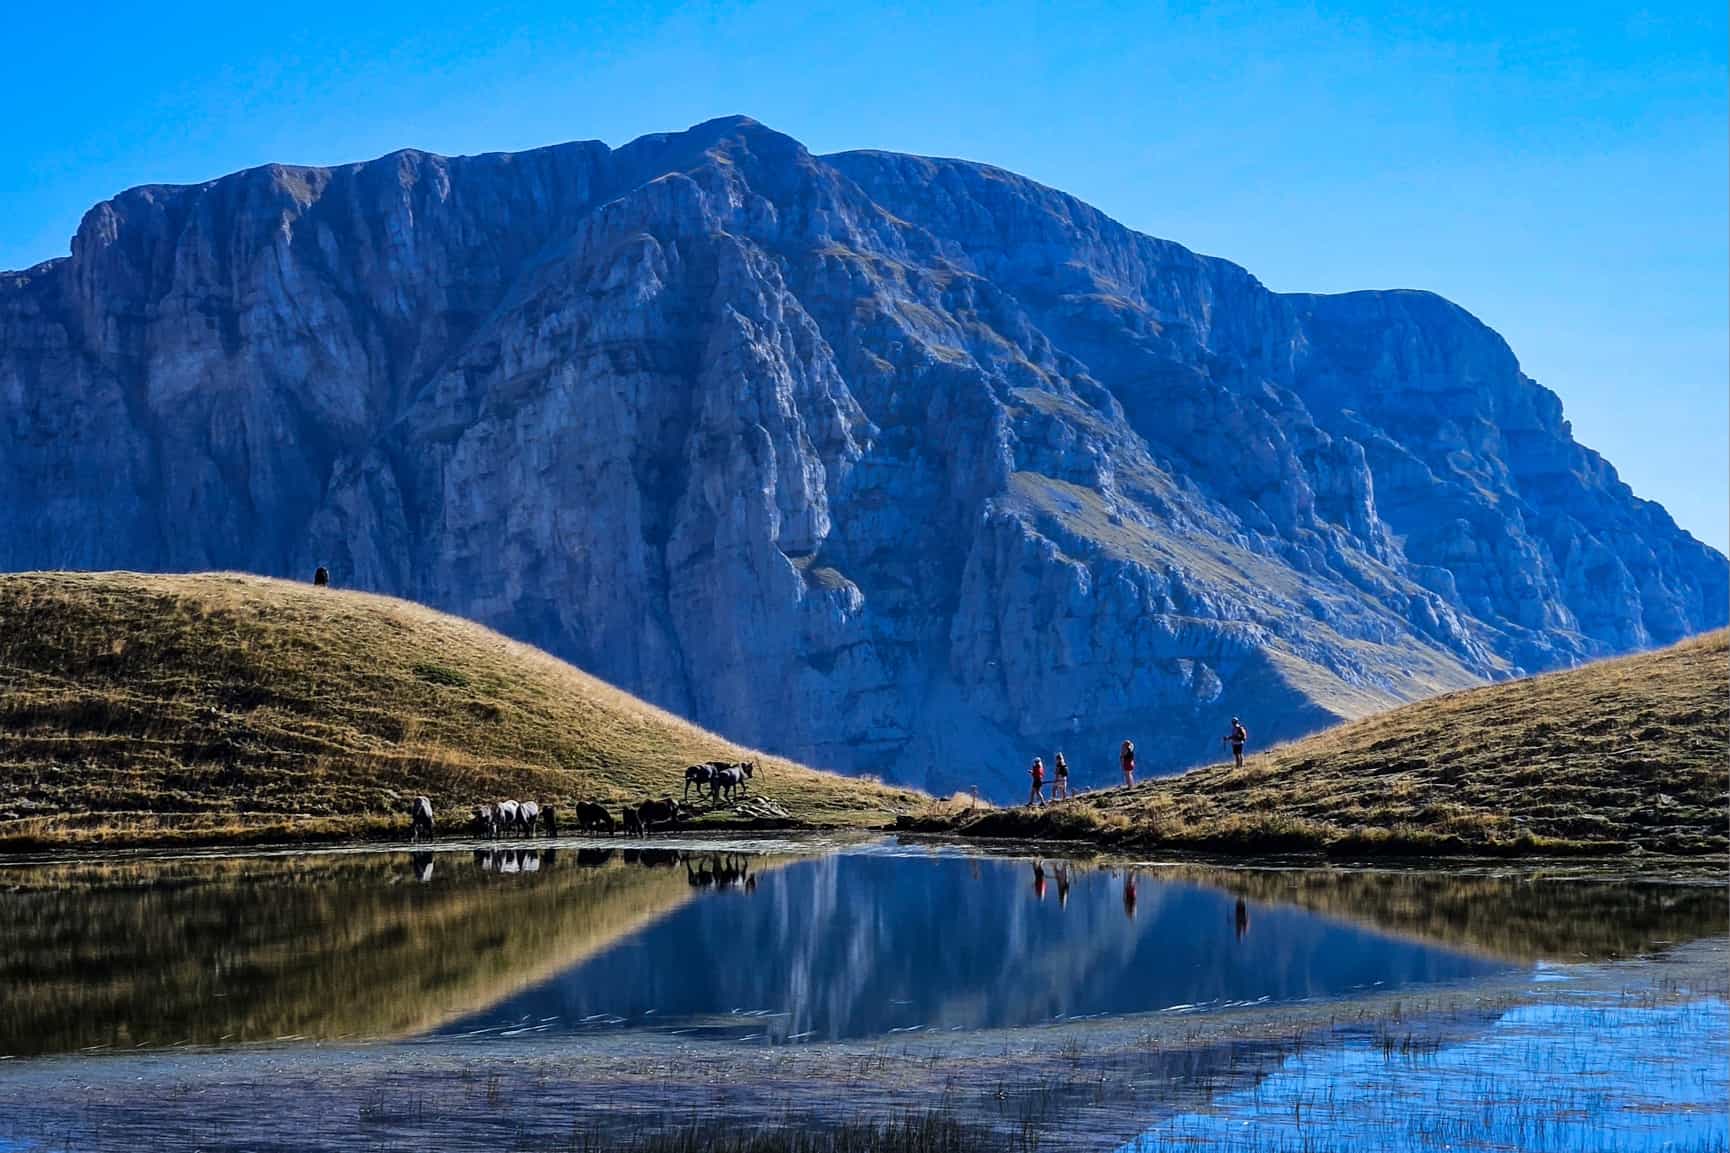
4,1,1724,550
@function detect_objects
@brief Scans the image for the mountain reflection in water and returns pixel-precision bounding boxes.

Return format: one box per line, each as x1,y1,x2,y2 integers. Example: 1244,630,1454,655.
445,854,1512,1041
1,844,1723,1057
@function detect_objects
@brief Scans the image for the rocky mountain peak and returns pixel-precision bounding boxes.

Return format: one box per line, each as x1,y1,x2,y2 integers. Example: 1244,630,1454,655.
2,117,1722,797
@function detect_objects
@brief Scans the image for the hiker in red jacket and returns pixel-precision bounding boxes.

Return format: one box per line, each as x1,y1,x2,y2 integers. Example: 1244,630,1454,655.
1027,757,1046,806
1120,740,1136,787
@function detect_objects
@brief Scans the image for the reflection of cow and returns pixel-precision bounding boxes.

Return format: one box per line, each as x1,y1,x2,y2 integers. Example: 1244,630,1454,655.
410,851,435,883
576,801,615,834
576,848,615,868
410,796,435,841
473,848,544,874
684,852,755,891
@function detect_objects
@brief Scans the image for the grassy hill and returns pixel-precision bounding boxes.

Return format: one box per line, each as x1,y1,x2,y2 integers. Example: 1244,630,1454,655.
931,630,1728,856
0,571,927,848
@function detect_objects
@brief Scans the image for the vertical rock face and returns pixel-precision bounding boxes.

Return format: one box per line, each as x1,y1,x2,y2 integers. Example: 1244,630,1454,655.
2,116,1723,797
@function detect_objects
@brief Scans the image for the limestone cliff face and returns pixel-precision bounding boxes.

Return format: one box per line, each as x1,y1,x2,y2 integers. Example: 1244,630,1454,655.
2,117,1722,796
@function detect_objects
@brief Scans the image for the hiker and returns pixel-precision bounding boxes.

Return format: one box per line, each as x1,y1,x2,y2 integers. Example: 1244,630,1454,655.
1120,740,1136,788
1051,752,1070,800
1027,757,1045,806
1222,717,1249,768
313,565,329,587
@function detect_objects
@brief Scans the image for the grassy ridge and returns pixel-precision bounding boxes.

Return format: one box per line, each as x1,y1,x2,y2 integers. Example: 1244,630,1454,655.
0,571,927,848
927,631,1728,856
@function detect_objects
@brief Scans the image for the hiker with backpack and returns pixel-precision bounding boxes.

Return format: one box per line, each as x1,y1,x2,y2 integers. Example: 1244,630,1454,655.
1222,717,1249,768
1051,752,1070,800
1120,740,1136,787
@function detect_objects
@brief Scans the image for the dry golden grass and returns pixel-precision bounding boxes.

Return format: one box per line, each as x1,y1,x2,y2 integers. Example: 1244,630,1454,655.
929,631,1728,857
0,571,929,848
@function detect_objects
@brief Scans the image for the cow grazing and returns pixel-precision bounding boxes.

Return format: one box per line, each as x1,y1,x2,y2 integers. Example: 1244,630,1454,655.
410,796,435,842
496,800,521,835
637,797,680,832
621,808,644,837
472,804,499,839
542,804,559,838
519,800,542,835
575,800,615,834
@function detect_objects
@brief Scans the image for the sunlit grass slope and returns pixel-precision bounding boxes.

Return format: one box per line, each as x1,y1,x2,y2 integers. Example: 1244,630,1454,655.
0,571,928,847
938,631,1728,856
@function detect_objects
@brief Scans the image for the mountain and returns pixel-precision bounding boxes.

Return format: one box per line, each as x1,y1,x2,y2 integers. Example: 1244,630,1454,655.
940,630,1728,855
0,571,922,848
1,115,1722,798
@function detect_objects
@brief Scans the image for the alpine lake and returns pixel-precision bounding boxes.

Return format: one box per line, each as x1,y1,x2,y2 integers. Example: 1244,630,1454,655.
0,836,1723,1152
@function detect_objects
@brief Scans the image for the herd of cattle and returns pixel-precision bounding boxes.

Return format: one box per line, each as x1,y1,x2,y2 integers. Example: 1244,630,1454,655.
404,759,760,842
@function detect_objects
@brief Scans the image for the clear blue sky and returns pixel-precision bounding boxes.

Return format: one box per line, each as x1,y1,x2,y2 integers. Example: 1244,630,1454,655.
5,1,1724,551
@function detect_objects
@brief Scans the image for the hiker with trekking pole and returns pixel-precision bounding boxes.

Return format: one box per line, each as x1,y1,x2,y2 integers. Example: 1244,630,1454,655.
1222,716,1248,768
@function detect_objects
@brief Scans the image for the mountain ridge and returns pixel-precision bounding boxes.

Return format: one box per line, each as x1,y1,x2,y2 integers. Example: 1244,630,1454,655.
2,114,1722,798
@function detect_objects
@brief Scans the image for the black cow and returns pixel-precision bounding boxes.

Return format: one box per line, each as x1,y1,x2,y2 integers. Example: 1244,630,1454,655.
637,797,680,832
576,800,615,834
542,804,559,838
683,763,716,800
622,808,644,837
710,761,757,801
472,804,499,838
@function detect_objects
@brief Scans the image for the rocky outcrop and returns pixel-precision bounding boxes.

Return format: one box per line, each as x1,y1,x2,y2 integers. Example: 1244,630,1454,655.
2,116,1723,797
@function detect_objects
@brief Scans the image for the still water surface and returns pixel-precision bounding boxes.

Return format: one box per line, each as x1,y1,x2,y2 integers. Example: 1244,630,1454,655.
0,840,1721,1056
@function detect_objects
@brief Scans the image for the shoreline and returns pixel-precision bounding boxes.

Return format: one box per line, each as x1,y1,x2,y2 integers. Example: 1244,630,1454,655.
3,811,1722,865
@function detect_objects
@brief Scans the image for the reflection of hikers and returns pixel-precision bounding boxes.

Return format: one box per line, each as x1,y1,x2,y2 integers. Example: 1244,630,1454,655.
1122,871,1138,919
1222,717,1248,768
1051,752,1070,800
1120,740,1136,787
1027,757,1046,806
1234,897,1249,941
1032,859,1047,901
1055,863,1071,909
